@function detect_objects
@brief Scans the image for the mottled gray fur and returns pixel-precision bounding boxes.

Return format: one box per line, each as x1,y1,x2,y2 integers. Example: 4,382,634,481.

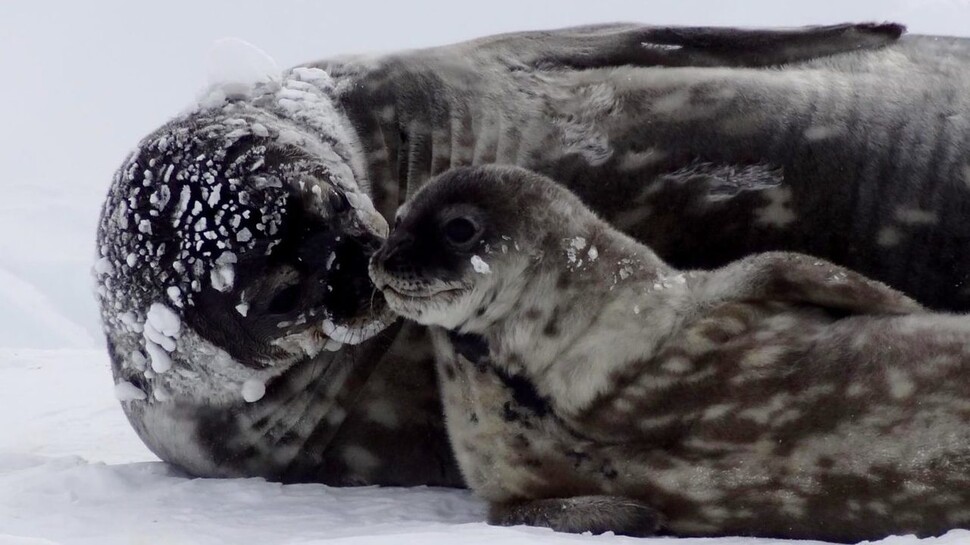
97,22,970,486
371,165,970,542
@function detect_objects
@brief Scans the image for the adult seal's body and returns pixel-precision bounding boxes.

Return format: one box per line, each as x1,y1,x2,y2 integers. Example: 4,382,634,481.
371,165,970,543
96,23,970,485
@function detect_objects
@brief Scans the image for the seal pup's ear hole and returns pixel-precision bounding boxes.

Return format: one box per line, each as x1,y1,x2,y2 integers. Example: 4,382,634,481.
441,216,483,250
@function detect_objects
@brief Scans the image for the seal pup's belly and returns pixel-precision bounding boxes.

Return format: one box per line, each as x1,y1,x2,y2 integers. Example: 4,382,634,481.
435,341,609,501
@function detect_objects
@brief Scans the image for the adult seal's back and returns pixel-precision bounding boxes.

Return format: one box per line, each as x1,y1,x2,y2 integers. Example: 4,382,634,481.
96,22,970,485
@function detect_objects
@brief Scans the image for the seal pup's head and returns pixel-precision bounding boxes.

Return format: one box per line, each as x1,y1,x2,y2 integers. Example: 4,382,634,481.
369,165,661,332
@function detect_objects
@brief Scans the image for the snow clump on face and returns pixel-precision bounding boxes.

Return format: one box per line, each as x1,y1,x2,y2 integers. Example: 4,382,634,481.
241,378,267,403
470,255,491,275
564,236,589,269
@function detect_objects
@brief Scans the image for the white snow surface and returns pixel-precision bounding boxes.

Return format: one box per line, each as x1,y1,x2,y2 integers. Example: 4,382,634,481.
2,349,969,545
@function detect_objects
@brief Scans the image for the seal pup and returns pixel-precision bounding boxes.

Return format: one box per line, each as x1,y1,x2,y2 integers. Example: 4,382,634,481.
370,165,970,542
99,22,922,485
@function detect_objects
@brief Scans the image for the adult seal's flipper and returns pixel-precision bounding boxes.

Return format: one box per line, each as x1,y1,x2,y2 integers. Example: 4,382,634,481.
466,22,905,70
704,252,926,317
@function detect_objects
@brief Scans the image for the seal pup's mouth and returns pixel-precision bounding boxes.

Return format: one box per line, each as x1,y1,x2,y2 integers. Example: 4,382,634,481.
380,285,471,318
372,272,469,301
369,271,473,323
382,283,468,300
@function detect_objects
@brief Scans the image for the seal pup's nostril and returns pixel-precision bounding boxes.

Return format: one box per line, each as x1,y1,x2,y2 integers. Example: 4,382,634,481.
375,231,415,267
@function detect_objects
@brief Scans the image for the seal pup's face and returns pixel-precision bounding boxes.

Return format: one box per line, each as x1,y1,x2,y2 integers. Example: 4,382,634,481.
370,166,583,330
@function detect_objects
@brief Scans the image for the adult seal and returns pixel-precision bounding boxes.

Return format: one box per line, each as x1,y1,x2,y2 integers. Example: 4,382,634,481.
371,165,970,543
96,22,970,485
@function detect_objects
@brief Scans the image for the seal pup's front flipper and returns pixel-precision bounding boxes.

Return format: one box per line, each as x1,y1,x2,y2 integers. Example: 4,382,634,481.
704,252,925,317
466,22,905,70
487,495,662,537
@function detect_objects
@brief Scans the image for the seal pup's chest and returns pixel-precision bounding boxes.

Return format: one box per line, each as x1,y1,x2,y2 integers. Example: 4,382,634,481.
432,330,619,502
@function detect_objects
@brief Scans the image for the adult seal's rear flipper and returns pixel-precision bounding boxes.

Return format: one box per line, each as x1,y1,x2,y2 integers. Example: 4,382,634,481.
463,22,906,70
703,252,926,317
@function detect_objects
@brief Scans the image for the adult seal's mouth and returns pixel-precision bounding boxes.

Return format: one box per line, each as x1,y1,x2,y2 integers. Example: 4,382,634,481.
271,309,396,361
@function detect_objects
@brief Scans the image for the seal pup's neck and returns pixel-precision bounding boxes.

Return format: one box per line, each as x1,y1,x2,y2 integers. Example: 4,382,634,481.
462,212,691,416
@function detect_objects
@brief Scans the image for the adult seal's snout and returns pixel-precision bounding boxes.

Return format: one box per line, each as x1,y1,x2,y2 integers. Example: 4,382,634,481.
322,230,388,322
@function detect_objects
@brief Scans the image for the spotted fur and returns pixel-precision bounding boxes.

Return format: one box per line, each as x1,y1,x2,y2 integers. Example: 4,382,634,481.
372,165,970,542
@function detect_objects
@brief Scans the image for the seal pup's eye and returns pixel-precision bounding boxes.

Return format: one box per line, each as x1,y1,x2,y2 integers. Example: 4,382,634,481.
442,216,480,248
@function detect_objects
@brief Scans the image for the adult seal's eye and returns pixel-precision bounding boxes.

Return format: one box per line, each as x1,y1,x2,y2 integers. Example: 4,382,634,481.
328,190,350,213
442,216,480,248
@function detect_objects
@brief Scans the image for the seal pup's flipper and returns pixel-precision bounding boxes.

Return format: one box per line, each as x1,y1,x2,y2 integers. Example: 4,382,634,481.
487,495,662,537
705,252,925,317
467,22,905,70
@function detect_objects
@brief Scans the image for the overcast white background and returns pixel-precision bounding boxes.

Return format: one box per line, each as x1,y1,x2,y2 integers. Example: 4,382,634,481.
1,0,969,349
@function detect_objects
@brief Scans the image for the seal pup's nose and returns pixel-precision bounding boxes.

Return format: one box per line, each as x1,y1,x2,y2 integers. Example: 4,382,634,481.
372,230,415,272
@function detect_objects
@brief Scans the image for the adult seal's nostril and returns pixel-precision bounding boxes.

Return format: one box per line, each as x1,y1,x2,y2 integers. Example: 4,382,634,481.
325,242,381,321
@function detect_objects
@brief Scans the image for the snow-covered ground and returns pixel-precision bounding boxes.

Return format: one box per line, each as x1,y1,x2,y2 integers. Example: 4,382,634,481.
3,349,970,545
4,1,970,544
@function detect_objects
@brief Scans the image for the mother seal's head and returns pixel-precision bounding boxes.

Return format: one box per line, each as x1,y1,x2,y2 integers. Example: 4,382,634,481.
96,68,392,410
